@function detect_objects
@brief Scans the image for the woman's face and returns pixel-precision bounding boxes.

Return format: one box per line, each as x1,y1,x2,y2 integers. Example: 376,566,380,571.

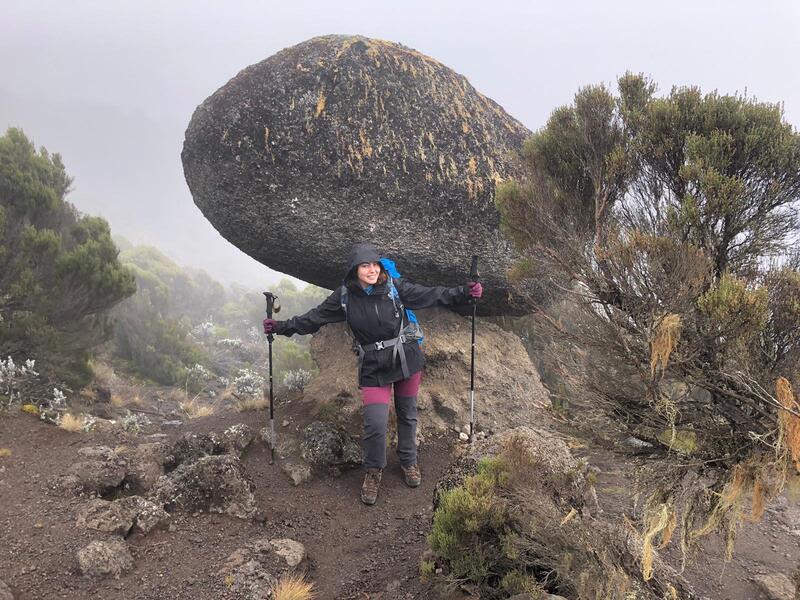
357,262,381,287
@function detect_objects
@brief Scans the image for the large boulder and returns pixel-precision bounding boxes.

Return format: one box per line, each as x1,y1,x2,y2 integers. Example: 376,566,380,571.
182,35,534,315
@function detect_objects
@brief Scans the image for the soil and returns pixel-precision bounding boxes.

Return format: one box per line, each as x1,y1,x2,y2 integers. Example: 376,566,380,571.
0,392,457,600
1,390,798,599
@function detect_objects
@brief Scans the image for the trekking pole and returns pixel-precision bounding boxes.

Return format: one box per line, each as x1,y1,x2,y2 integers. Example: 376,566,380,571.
469,255,479,444
263,292,281,464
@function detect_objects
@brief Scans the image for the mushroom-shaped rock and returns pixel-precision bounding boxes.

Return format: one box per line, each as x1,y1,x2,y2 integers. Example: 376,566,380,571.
182,35,534,315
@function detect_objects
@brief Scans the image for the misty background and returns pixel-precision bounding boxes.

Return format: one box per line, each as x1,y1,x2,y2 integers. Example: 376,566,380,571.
1,0,798,288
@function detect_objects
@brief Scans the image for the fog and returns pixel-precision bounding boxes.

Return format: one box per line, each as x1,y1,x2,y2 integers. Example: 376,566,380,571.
1,0,798,287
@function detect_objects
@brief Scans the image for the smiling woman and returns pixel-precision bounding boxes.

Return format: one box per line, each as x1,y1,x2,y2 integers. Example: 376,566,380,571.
262,242,482,505
356,261,385,287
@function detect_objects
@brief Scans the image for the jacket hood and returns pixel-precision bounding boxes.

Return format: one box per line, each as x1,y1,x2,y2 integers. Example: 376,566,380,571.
347,243,381,271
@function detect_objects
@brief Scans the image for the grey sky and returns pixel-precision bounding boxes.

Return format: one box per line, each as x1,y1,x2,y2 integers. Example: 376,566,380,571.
2,0,798,287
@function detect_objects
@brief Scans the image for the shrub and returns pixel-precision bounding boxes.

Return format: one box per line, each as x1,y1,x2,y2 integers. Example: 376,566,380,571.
233,368,265,399
283,369,313,392
0,356,39,409
428,457,513,584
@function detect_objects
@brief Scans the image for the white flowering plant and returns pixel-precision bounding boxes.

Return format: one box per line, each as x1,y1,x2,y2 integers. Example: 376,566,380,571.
0,356,40,409
283,369,313,392
233,368,265,399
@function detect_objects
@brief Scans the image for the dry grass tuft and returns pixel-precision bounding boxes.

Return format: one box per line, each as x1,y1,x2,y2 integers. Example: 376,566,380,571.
0,448,11,458
110,394,127,408
273,574,315,600
237,397,268,412
650,313,682,376
180,399,215,419
90,359,116,385
59,413,85,433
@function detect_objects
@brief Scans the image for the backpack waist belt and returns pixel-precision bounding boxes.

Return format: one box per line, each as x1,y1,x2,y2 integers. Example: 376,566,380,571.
356,334,411,379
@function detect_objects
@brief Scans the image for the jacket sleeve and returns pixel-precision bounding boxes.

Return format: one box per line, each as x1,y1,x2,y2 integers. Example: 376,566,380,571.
394,278,469,310
275,288,345,336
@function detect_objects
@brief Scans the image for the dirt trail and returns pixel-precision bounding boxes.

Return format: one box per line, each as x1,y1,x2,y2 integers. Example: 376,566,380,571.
2,396,798,599
0,402,454,599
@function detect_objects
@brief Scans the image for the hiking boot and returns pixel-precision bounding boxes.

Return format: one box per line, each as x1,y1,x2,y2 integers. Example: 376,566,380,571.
401,463,421,488
361,468,382,505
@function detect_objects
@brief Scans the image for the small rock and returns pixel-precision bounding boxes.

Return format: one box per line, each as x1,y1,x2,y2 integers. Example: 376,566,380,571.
76,539,134,579
459,432,469,442
269,538,305,567
752,573,795,600
281,461,312,486
300,421,361,468
222,424,255,456
281,419,290,427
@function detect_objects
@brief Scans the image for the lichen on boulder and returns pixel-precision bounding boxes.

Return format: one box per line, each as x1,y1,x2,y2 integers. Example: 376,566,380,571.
182,34,536,315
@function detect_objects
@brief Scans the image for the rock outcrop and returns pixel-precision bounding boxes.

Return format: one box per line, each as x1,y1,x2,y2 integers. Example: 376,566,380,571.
51,446,127,497
149,454,256,519
182,35,535,315
76,539,134,579
431,426,700,600
304,307,550,432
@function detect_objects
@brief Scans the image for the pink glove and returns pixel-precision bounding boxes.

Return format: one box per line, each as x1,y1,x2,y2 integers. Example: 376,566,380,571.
467,282,483,299
263,318,278,334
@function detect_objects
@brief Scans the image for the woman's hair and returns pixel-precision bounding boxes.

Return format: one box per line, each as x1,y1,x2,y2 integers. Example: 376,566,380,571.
346,262,388,289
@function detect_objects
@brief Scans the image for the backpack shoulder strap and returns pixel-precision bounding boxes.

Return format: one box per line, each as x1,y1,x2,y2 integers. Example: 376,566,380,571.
340,285,349,321
387,276,405,313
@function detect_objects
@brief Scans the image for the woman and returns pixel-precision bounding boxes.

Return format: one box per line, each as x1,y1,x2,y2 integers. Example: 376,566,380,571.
263,243,482,505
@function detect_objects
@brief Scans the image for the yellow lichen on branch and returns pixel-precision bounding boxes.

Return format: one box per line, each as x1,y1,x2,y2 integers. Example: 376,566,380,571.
650,314,682,376
777,377,800,472
641,502,673,581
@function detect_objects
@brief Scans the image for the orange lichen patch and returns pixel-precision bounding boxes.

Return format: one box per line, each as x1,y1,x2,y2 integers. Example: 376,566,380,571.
650,314,682,376
749,477,766,521
315,88,326,117
777,377,800,472
359,128,373,158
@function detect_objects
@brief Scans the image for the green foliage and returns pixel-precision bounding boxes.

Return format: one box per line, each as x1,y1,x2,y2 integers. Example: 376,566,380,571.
697,273,769,339
498,74,800,559
113,291,205,385
428,457,513,584
0,128,135,388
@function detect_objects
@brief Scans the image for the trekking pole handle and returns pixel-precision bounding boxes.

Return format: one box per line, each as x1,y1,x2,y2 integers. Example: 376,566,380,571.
263,292,281,341
469,255,479,304
263,292,281,318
